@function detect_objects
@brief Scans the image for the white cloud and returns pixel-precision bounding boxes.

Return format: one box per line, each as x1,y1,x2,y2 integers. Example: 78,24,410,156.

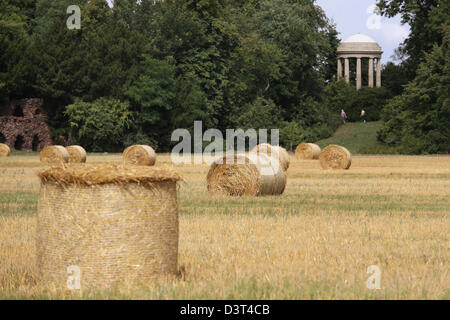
378,22,410,46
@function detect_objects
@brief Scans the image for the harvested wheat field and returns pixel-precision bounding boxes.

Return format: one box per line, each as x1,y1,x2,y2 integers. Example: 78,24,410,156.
0,153,449,299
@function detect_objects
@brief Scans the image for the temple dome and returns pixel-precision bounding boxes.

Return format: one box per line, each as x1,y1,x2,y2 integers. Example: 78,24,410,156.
337,33,382,54
343,34,376,43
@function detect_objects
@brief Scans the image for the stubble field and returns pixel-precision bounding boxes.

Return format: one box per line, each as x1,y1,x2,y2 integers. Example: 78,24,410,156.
0,153,449,299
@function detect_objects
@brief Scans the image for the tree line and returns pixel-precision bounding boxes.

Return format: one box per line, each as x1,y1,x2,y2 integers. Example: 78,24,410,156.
0,0,341,151
375,0,449,154
0,0,448,154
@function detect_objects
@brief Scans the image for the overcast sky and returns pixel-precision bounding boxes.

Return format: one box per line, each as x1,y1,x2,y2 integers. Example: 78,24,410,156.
107,0,409,64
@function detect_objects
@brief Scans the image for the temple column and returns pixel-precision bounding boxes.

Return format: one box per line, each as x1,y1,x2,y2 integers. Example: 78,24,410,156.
337,58,342,80
344,58,350,84
356,57,362,90
368,57,374,88
376,58,382,87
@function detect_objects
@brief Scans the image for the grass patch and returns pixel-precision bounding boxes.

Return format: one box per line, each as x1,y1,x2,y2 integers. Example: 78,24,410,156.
316,121,398,154
0,191,38,217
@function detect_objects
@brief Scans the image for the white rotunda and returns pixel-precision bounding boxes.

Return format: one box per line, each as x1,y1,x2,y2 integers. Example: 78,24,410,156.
336,34,383,89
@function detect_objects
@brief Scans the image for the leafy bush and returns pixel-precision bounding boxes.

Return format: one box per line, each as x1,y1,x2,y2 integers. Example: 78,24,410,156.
349,87,392,122
123,129,159,151
312,123,334,140
323,80,391,123
65,98,133,152
322,80,356,117
236,98,281,131
279,121,307,152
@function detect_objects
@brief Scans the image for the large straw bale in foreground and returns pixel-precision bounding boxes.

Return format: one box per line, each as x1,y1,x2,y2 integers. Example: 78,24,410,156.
123,145,156,166
319,145,352,170
0,143,10,156
40,145,69,164
207,153,286,196
37,164,183,289
66,145,86,163
251,144,290,171
295,143,321,160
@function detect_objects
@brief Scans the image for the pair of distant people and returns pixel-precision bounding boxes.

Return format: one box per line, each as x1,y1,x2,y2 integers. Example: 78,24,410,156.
340,109,366,124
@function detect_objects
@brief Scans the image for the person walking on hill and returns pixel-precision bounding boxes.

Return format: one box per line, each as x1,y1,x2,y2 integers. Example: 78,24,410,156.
341,109,347,124
361,109,366,123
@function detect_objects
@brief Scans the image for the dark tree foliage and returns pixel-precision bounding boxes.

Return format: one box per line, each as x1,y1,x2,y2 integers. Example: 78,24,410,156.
0,0,36,100
1,0,344,152
65,97,133,152
382,62,409,96
377,0,449,79
375,0,449,154
378,26,450,154
323,80,392,123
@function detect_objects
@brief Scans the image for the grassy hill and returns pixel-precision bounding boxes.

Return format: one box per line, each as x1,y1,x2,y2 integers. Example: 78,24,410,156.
315,121,398,155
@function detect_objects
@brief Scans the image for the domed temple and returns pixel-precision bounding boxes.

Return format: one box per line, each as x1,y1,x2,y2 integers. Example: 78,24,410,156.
336,34,383,90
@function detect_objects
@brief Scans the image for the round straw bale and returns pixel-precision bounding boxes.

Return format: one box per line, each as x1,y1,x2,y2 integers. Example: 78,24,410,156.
123,145,156,166
0,143,10,157
319,145,352,170
40,145,69,164
36,164,183,289
206,153,286,196
251,143,290,171
66,145,87,163
295,143,321,160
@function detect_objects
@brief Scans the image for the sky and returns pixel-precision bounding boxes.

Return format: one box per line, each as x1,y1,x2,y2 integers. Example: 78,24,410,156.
106,0,410,64
316,0,410,64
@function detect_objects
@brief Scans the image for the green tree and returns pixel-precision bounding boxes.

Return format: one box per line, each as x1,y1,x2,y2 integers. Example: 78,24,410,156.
147,0,240,130
125,55,176,146
226,32,286,124
324,80,392,123
279,121,306,152
65,98,133,151
256,0,339,111
0,0,349,151
351,87,392,122
378,26,450,154
0,0,34,100
34,0,87,36
171,74,211,130
377,0,449,78
29,0,141,136
236,97,281,130
322,80,356,119
382,62,409,96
